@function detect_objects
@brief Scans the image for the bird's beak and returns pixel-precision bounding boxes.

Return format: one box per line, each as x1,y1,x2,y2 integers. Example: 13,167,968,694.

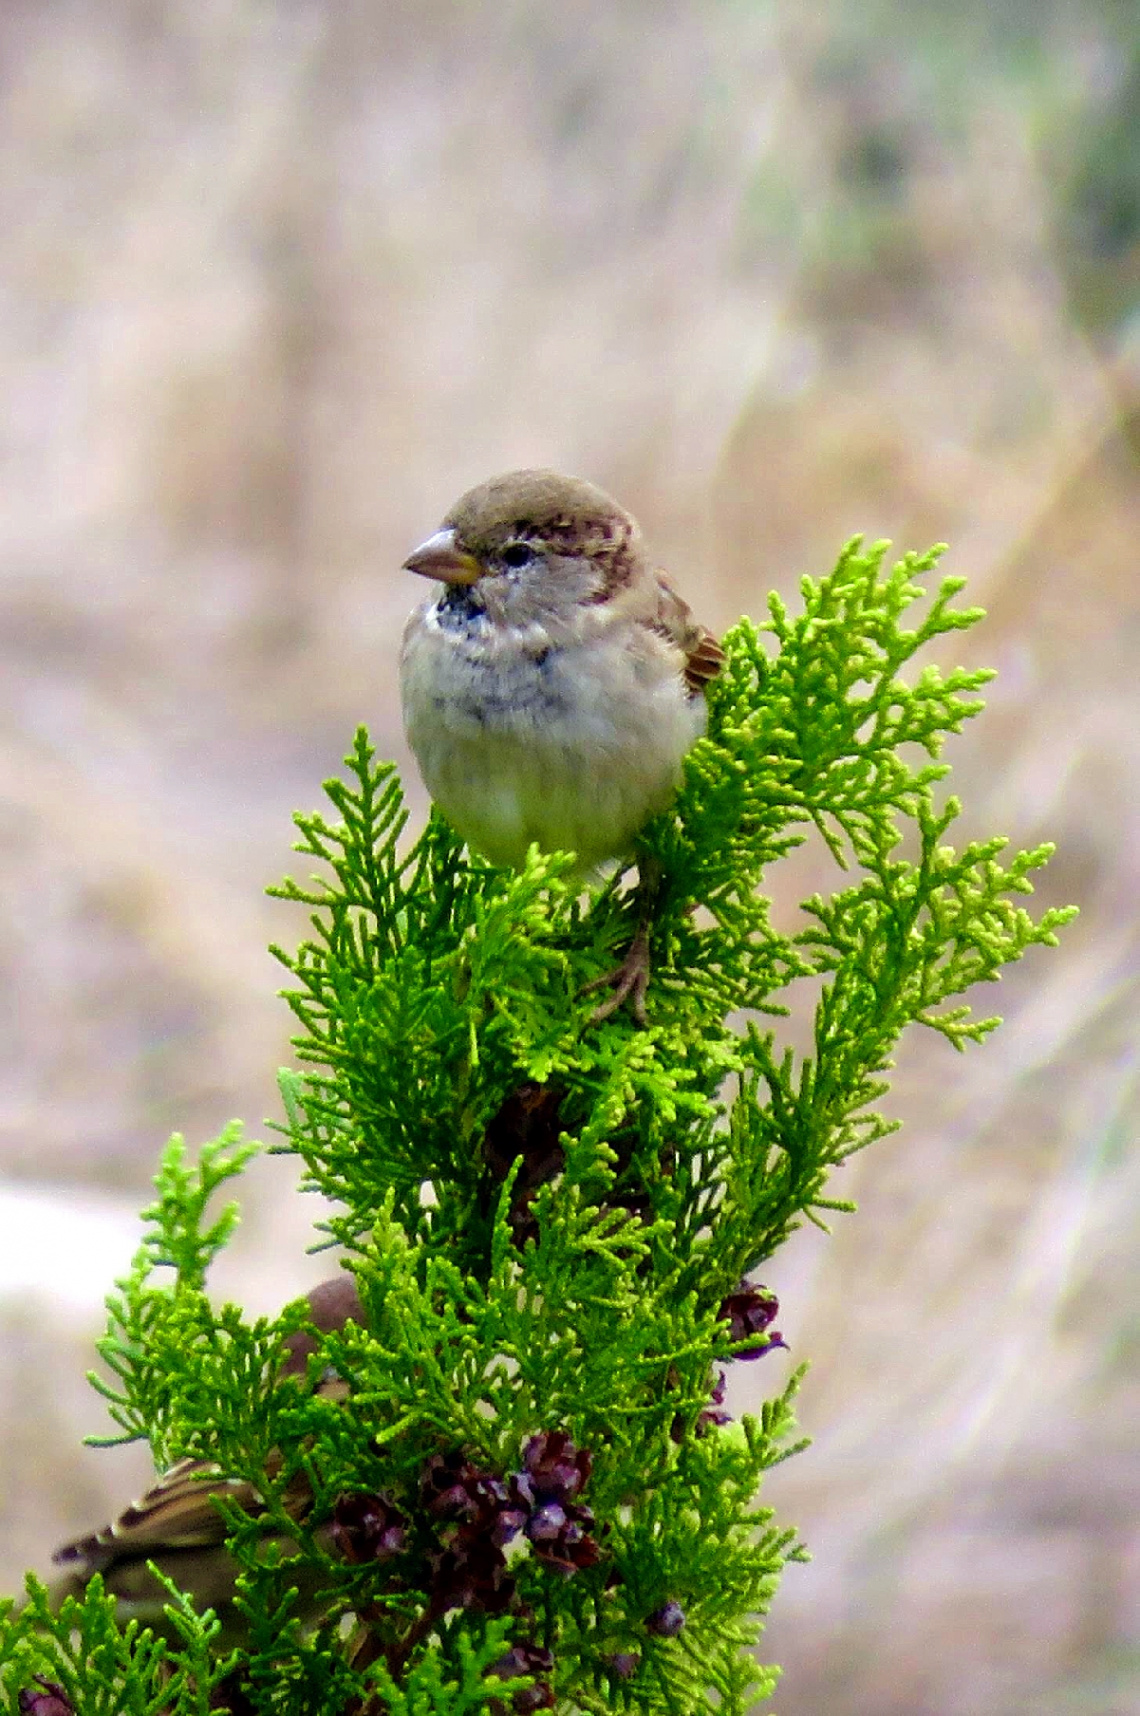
402,528,483,585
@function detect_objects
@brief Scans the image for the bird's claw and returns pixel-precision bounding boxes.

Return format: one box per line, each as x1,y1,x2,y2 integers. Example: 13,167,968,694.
582,925,652,1026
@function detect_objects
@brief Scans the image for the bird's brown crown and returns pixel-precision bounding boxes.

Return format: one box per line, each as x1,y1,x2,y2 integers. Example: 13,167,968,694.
443,469,639,560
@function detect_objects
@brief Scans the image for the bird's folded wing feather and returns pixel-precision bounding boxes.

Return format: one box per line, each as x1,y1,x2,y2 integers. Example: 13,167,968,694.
651,573,725,695
52,1458,259,1572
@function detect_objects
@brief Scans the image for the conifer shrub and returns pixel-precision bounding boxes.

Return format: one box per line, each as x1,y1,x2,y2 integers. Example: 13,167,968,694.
1,542,1074,1714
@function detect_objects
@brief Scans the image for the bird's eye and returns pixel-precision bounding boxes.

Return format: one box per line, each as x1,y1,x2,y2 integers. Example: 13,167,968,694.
500,541,536,570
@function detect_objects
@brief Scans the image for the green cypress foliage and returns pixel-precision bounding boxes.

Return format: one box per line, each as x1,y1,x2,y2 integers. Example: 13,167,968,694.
1,541,1074,1714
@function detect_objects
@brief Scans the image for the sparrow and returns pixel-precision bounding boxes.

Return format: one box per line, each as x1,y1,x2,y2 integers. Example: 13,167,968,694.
399,469,724,1019
43,1276,362,1647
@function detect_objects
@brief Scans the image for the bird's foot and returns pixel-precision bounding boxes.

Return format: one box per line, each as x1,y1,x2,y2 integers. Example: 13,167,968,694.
582,922,652,1026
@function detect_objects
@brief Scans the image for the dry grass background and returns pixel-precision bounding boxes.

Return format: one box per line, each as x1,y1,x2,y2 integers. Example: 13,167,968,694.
2,3,1139,1710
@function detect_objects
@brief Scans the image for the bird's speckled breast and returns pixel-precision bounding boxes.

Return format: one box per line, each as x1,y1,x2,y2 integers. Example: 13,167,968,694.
415,595,573,731
401,594,704,869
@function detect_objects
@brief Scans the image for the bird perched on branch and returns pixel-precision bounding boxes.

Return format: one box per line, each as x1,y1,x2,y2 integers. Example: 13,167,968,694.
45,1276,362,1647
399,469,724,1019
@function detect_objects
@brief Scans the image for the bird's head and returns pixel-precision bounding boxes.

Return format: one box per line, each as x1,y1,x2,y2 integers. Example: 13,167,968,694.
403,468,645,632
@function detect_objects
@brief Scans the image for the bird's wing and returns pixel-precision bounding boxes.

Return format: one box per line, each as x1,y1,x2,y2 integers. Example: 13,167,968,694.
52,1458,260,1574
651,572,726,696
52,1368,350,1579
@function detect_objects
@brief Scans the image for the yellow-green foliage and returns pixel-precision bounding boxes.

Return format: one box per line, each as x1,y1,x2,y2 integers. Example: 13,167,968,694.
1,543,1073,1716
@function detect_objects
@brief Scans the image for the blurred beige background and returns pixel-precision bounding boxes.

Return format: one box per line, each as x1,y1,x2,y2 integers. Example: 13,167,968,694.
2,3,1138,1711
